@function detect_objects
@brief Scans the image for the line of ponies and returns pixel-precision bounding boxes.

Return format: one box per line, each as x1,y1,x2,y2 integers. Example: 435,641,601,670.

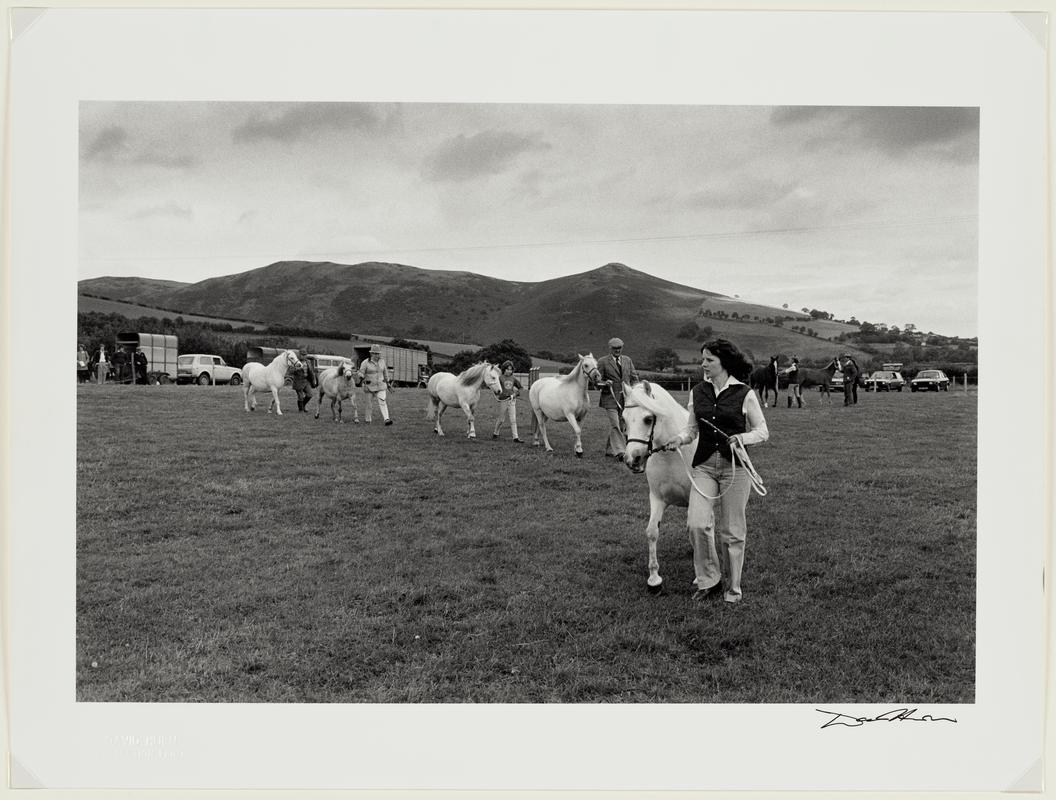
240,348,760,594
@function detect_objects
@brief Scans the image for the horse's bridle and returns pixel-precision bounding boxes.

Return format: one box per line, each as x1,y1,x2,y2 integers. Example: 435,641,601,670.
622,403,664,456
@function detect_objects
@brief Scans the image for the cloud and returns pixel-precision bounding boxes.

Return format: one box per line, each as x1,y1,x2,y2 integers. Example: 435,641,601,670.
232,102,390,143
422,130,551,182
81,124,198,169
133,151,200,169
82,125,129,161
682,176,798,209
770,106,979,161
130,202,193,221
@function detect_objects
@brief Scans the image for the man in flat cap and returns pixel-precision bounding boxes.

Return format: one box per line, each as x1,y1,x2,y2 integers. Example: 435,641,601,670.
596,336,639,460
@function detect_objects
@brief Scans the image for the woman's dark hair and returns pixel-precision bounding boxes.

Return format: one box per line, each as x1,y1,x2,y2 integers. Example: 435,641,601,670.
701,338,753,382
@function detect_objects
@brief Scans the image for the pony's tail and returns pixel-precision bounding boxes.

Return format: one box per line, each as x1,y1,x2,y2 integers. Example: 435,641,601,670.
426,394,438,420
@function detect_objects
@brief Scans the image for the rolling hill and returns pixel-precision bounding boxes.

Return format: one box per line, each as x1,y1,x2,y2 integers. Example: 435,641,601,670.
78,260,868,363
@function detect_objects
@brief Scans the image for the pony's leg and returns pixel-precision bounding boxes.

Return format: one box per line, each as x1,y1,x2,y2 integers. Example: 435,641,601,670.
270,387,282,415
348,392,360,423
537,413,554,452
314,390,322,419
244,385,251,412
461,401,476,438
435,403,446,436
564,411,584,457
530,406,542,447
645,493,668,593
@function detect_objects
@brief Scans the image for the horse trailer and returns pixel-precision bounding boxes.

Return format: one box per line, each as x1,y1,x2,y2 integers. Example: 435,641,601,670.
352,343,429,387
115,332,178,384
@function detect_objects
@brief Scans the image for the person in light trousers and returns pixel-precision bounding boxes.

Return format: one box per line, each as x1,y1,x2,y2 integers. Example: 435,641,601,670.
662,338,769,604
358,345,393,425
492,361,523,442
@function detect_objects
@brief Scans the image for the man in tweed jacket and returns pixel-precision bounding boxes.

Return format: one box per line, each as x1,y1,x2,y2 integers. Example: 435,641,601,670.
596,337,639,459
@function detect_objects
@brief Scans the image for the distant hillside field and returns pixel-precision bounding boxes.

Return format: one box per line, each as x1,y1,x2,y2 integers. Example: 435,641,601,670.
79,295,268,330
78,260,880,364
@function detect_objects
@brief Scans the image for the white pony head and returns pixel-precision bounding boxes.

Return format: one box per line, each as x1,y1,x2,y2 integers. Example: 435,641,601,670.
578,353,601,384
284,349,304,372
483,362,503,396
621,380,686,473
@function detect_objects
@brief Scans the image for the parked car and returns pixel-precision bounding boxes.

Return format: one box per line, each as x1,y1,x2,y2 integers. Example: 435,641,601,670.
828,371,845,391
863,369,905,392
910,369,951,392
176,354,242,385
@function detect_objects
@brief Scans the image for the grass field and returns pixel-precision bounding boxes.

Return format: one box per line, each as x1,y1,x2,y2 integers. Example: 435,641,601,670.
77,383,976,703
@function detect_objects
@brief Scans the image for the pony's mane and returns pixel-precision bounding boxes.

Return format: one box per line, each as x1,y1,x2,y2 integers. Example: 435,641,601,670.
458,362,490,386
624,380,686,419
557,354,596,383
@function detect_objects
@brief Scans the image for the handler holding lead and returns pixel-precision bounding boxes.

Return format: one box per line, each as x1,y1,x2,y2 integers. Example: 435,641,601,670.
662,338,768,604
358,344,393,425
596,337,639,459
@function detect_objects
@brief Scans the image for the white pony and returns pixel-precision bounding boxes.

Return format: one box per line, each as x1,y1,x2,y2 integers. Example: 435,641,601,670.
426,362,503,438
620,380,696,593
242,349,303,415
314,361,361,423
528,353,601,457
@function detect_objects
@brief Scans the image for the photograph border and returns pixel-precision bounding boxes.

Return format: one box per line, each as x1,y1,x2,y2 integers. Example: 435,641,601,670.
3,2,1051,796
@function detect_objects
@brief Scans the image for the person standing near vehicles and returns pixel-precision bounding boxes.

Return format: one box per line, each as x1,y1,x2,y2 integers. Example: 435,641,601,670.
784,356,802,408
661,338,769,604
133,347,149,385
95,345,109,384
291,353,318,412
358,344,393,425
492,360,523,442
596,337,639,459
77,344,90,383
841,354,860,406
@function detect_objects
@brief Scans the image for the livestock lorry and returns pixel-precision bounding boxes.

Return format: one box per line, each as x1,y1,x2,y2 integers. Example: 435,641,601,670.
351,342,429,387
115,332,178,384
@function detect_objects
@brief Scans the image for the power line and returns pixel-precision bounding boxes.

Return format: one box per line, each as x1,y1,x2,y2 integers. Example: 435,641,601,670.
79,213,978,262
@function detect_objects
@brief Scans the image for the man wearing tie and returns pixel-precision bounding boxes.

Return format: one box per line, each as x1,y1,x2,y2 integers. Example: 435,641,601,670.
596,336,639,460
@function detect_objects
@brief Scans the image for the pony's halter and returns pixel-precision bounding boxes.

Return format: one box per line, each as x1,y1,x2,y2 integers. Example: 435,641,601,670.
624,404,767,499
622,403,663,455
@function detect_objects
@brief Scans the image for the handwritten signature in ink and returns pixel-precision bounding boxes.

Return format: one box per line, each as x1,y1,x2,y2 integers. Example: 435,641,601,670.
816,708,958,730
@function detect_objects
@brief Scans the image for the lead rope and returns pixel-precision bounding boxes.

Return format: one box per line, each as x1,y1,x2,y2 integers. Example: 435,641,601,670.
666,418,768,500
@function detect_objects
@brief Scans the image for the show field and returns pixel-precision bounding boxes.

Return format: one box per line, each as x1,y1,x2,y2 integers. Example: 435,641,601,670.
77,384,976,703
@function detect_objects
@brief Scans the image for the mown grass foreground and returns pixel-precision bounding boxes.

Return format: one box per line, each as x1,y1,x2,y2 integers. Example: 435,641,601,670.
77,383,976,703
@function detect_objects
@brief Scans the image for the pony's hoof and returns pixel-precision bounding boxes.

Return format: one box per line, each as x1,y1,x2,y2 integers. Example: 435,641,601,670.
575,451,583,458
647,582,664,596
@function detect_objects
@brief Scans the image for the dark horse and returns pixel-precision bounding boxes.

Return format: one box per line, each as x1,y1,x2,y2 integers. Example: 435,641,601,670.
749,355,781,408
796,356,841,402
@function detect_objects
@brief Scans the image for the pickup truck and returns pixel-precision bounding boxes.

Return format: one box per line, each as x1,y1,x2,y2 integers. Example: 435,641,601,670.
176,354,243,385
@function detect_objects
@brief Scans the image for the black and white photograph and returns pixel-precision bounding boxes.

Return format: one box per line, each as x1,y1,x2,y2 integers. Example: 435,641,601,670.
76,99,981,702
5,6,1048,795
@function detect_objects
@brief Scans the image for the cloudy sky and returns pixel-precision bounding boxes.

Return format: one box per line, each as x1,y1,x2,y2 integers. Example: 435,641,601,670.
80,102,978,337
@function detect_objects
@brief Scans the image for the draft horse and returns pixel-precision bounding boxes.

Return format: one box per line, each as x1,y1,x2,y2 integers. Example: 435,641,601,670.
528,353,602,458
